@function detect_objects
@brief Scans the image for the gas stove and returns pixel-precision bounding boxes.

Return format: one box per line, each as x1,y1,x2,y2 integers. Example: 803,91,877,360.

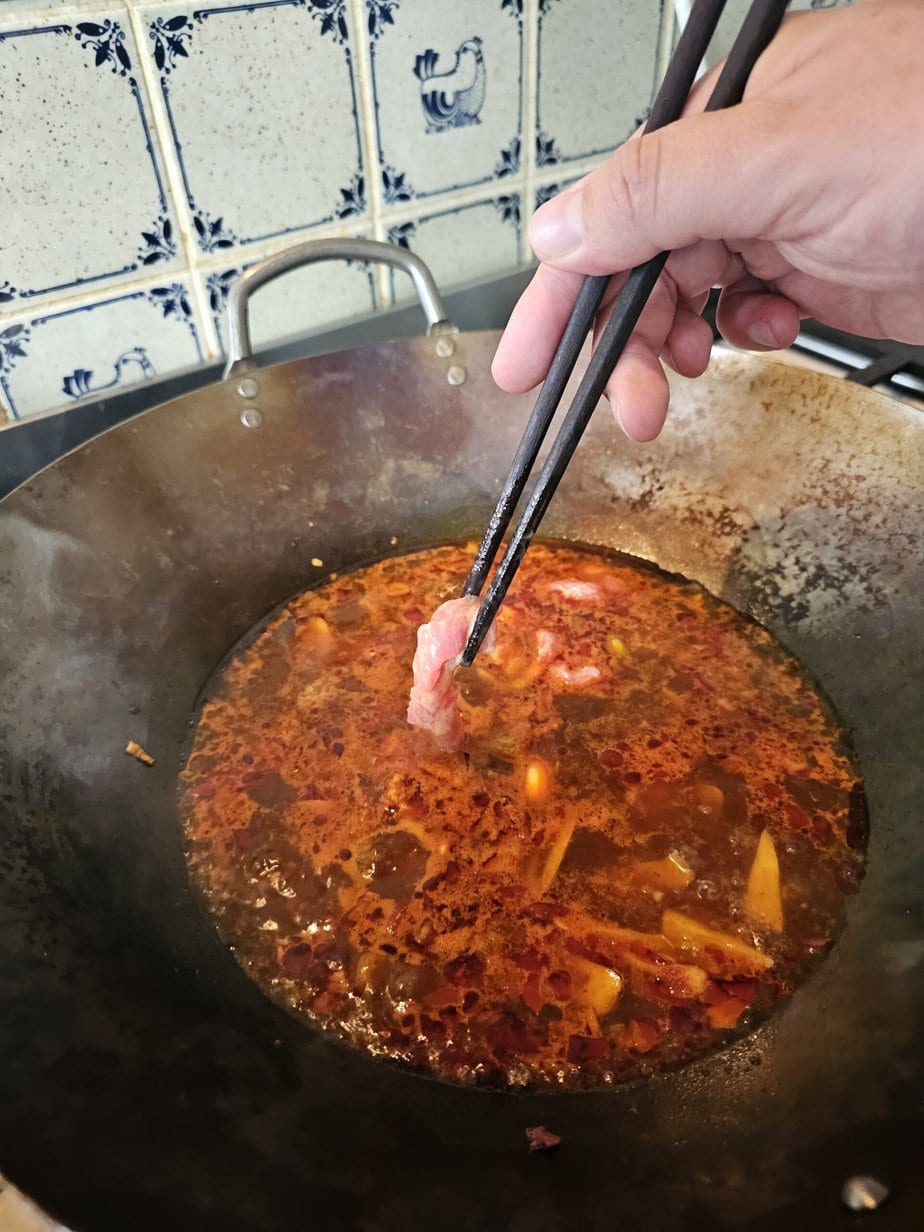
703,297,924,409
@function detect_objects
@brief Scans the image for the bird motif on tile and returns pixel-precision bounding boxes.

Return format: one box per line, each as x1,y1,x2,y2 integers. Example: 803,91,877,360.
62,347,155,399
413,37,485,133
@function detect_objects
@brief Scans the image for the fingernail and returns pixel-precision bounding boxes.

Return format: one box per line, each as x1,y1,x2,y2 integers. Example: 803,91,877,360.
747,320,778,349
530,192,584,260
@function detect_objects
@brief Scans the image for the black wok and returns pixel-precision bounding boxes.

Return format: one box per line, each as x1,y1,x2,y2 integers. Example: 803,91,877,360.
0,241,921,1231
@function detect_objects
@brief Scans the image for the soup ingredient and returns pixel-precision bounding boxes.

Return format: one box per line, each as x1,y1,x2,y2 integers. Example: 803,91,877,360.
745,829,784,932
571,957,623,1016
524,760,552,804
550,663,603,687
181,541,866,1090
630,851,695,891
537,817,575,893
407,596,490,751
661,909,774,975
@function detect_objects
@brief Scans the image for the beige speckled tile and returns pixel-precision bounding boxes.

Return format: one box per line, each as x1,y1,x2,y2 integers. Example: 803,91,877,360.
201,236,379,354
0,9,182,309
0,277,205,418
383,194,522,303
536,0,664,165
137,0,369,254
367,0,524,202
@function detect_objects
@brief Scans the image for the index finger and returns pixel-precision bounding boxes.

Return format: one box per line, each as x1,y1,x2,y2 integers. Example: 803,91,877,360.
492,261,615,393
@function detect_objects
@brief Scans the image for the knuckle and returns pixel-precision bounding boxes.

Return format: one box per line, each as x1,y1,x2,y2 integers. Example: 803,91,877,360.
595,135,661,241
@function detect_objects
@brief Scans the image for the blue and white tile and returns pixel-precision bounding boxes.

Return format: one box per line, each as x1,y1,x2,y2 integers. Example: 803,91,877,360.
0,9,181,310
685,0,854,67
533,174,580,213
0,279,204,419
536,0,665,166
139,0,367,254
521,176,581,263
384,195,522,303
368,0,524,203
204,250,377,354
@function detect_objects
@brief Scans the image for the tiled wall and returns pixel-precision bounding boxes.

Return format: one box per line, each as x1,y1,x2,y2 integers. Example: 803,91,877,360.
0,0,670,420
0,0,850,423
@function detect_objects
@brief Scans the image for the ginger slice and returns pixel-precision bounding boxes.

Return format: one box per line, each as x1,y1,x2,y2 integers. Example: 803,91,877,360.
662,908,773,974
745,829,784,932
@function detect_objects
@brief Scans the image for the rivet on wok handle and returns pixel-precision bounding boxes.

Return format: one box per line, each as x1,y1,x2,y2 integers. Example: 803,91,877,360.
447,365,467,386
841,1175,889,1212
222,238,454,381
240,407,263,429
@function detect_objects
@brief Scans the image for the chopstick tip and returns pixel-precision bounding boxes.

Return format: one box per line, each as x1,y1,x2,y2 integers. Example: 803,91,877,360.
458,637,477,670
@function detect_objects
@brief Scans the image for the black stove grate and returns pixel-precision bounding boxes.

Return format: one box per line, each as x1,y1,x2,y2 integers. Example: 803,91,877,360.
791,321,924,397
703,290,924,402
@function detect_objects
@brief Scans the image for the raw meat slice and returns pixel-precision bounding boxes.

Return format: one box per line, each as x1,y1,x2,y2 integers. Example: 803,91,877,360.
548,579,605,602
407,597,493,751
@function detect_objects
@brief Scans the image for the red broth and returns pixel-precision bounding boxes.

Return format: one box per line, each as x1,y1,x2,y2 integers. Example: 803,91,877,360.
181,542,867,1089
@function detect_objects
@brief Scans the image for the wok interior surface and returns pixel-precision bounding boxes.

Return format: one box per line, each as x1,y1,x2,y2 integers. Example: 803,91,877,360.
0,336,921,1231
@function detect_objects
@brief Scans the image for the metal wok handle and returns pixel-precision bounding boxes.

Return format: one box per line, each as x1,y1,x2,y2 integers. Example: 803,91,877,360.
223,238,454,379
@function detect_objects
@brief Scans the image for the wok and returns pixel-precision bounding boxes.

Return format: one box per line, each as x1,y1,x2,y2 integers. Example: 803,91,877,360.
0,240,920,1231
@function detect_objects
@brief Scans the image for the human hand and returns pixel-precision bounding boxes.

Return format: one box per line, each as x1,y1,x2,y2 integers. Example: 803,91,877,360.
493,0,924,441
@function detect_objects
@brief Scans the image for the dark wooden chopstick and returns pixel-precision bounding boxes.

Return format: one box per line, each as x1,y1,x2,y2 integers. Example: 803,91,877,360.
462,0,729,600
460,0,791,667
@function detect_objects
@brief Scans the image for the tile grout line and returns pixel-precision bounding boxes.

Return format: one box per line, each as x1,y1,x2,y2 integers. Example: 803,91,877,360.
536,156,599,182
522,1,678,226
0,217,383,327
2,0,690,423
192,218,381,356
0,159,582,332
0,160,596,330
125,1,221,359
0,267,207,326
346,0,391,308
519,0,539,265
182,216,376,275
377,174,529,227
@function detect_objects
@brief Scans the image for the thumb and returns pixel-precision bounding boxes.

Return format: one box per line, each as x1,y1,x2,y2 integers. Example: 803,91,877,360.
529,104,788,273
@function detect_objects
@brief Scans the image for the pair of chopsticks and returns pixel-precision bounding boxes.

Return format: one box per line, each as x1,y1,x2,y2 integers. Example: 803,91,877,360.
459,0,790,667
